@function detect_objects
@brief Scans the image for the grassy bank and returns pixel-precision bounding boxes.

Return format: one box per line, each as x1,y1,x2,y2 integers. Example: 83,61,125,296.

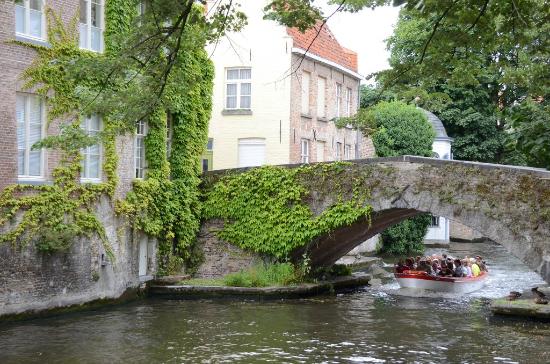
179,263,353,288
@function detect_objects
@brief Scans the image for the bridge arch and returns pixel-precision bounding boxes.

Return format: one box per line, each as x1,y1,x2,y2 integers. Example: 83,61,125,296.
201,156,550,282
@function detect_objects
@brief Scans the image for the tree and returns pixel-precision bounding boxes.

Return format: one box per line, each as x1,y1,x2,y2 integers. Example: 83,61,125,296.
369,101,435,157
368,101,435,255
29,0,246,133
266,0,550,168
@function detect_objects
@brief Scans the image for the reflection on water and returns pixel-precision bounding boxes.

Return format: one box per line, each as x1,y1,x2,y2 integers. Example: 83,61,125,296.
1,241,549,363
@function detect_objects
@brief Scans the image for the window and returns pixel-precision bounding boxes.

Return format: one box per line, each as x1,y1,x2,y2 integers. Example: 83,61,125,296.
81,114,102,181
317,77,326,118
345,88,352,117
316,141,325,162
202,138,213,172
300,139,309,164
344,144,352,160
17,93,44,179
301,72,310,115
15,0,45,40
430,215,440,227
336,84,342,117
238,138,265,167
225,68,251,109
79,0,103,52
134,120,146,179
335,142,342,161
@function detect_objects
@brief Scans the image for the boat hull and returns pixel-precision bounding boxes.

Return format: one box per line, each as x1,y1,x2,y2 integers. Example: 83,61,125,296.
395,272,488,294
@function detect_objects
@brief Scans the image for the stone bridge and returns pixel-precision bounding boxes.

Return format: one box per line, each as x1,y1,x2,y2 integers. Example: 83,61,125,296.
198,156,550,282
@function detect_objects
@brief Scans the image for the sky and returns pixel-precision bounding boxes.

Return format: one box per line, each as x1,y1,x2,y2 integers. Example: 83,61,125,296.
321,4,401,82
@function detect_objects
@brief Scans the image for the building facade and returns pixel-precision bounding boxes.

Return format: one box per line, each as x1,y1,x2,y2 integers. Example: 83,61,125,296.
0,1,156,317
205,0,374,170
423,109,453,243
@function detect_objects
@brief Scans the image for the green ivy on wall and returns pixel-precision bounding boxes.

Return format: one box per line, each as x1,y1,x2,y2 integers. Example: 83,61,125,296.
202,163,373,259
0,1,215,277
0,8,118,258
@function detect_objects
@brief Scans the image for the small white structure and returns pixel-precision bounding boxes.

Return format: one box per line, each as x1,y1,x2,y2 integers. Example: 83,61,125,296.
423,109,453,243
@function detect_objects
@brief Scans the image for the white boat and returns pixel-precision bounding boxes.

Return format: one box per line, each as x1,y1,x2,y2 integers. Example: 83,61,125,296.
394,271,488,294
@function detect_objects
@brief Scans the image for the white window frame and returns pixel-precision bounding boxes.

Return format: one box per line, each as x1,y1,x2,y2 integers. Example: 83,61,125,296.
225,67,251,110
17,93,45,180
317,77,326,118
301,71,311,115
134,120,147,179
336,142,342,161
300,139,310,164
15,0,46,41
81,114,102,183
345,87,352,117
238,138,265,168
336,83,343,117
344,144,352,160
79,0,104,53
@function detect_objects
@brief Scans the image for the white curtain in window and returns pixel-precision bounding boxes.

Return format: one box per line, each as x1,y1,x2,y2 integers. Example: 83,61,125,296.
16,94,43,177
226,84,237,108
15,2,25,34
82,115,101,179
240,83,251,109
15,0,44,39
301,72,310,114
80,0,103,52
16,96,26,176
317,78,326,118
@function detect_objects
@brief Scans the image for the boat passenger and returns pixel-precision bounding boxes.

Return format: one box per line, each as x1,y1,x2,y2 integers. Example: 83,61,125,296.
475,256,488,272
431,262,440,276
453,259,467,277
405,257,415,270
471,261,481,277
414,256,421,269
438,261,453,277
446,258,455,270
463,260,473,277
395,260,407,273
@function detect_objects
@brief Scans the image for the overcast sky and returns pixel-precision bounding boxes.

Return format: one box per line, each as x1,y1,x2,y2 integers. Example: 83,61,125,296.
321,4,401,82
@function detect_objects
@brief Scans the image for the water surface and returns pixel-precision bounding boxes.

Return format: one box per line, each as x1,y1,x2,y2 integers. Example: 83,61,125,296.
1,241,548,363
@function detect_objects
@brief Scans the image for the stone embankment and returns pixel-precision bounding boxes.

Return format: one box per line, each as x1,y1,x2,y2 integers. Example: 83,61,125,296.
149,274,371,300
491,286,550,320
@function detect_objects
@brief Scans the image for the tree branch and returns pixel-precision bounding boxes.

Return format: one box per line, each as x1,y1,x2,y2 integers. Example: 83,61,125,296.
467,0,489,32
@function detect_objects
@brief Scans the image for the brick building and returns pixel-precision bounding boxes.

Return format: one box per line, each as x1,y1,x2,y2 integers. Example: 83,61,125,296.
0,0,140,198
205,0,374,170
0,1,157,317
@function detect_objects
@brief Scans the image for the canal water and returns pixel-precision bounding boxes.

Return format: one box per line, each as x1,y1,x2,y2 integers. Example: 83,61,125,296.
1,241,548,363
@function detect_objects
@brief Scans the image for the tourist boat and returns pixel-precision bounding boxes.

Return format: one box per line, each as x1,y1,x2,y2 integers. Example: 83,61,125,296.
394,271,488,294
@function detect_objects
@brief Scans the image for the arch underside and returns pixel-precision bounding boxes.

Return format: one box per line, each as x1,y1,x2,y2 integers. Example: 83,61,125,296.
294,207,550,284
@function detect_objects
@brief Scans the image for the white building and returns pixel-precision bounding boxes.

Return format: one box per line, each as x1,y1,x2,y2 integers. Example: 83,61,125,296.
203,0,374,171
423,109,453,243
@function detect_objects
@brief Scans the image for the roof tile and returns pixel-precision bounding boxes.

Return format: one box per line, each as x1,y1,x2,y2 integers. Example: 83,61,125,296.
287,22,359,73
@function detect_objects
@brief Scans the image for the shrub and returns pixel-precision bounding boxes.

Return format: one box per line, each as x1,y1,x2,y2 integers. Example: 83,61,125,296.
223,262,298,287
379,214,432,255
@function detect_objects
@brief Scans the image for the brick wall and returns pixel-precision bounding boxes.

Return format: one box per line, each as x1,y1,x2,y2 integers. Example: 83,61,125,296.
288,55,375,163
450,219,484,241
0,1,136,198
0,196,157,318
195,219,262,278
0,1,152,318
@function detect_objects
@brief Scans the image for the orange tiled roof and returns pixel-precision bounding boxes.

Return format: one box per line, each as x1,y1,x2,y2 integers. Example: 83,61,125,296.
287,22,358,73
